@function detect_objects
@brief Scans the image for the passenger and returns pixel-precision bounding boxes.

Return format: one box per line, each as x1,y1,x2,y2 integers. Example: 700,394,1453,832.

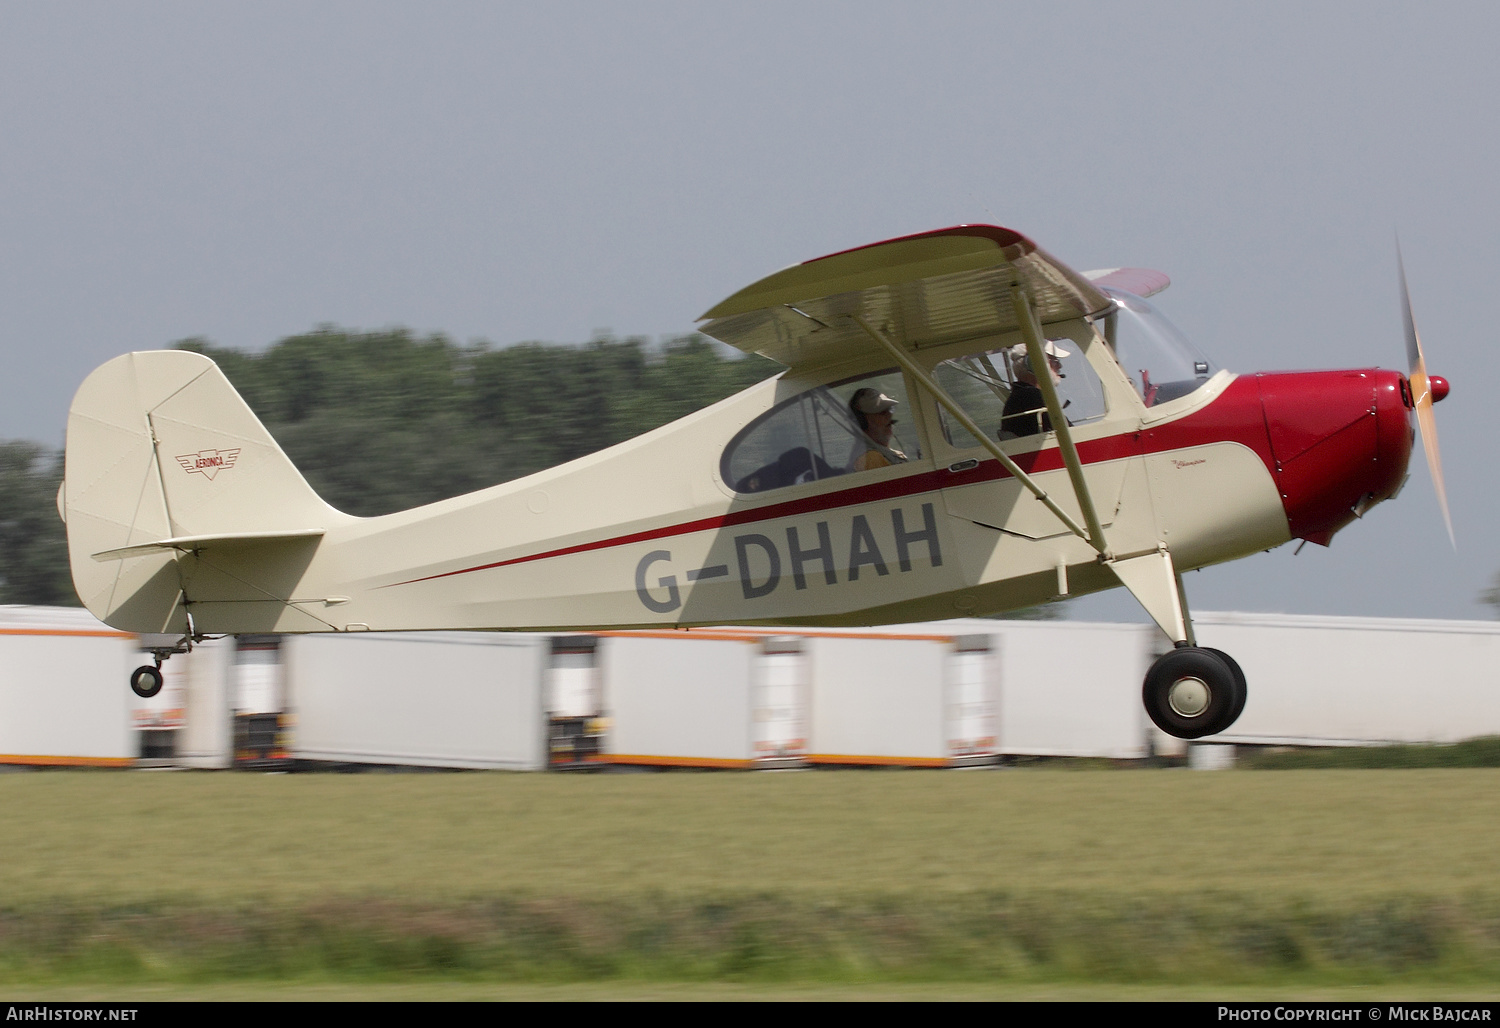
1000,342,1067,437
846,388,908,471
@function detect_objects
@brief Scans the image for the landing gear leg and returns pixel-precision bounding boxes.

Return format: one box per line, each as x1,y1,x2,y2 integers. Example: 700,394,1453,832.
1107,546,1248,739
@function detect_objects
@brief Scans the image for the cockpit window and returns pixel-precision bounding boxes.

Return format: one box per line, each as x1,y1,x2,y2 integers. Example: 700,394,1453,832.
722,370,920,494
933,336,1106,448
1103,289,1219,406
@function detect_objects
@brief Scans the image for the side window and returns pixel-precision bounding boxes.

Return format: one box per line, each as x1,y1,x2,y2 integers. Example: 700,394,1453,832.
722,370,921,494
934,337,1105,448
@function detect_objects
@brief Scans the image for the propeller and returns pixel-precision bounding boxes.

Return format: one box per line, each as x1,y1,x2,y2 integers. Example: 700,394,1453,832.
1398,242,1455,548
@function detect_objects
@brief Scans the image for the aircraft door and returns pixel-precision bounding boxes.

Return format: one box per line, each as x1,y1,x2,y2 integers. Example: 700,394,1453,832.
929,337,1125,540
719,369,925,494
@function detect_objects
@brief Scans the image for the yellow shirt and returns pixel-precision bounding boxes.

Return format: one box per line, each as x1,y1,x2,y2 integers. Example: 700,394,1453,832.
848,444,905,472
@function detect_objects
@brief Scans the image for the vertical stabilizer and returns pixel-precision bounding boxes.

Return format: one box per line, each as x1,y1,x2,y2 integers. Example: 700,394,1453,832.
63,351,341,633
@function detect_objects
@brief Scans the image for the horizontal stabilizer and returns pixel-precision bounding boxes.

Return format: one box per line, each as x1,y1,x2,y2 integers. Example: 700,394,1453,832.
92,529,326,562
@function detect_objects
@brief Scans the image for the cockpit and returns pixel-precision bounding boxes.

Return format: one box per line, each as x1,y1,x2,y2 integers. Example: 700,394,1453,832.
720,287,1224,496
720,369,920,494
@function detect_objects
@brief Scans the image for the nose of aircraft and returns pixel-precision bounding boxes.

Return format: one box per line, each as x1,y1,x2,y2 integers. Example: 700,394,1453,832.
1256,369,1413,546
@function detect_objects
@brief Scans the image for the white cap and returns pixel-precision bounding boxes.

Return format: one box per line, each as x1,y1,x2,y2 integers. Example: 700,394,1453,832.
851,388,899,414
1009,341,1069,374
1009,341,1069,360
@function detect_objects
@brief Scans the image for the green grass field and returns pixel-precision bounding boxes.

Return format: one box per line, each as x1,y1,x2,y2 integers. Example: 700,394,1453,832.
1,767,1498,993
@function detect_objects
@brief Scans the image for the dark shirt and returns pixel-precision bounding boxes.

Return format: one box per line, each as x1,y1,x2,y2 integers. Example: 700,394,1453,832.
1000,381,1051,437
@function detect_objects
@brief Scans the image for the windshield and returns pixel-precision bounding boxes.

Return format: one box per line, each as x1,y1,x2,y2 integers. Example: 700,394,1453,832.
1102,289,1219,407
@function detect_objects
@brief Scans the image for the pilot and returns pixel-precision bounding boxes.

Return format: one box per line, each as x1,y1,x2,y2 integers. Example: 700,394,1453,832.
1000,342,1067,437
847,388,908,471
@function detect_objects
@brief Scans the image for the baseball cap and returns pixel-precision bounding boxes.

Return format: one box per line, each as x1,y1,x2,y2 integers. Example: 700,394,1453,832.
851,388,899,414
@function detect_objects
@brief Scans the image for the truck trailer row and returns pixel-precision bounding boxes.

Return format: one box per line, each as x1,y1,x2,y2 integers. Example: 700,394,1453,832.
2,605,1497,770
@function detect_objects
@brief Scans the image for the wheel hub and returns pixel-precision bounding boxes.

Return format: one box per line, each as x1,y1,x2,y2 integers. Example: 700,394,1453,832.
1167,676,1210,718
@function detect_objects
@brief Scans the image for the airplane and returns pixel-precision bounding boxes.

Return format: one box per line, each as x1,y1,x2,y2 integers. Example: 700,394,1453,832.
58,224,1450,741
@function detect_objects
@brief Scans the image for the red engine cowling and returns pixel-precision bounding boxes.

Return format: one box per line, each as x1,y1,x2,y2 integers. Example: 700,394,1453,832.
1255,369,1413,546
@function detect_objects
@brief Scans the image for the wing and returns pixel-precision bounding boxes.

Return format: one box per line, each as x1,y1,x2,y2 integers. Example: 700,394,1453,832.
1082,267,1170,298
698,225,1112,369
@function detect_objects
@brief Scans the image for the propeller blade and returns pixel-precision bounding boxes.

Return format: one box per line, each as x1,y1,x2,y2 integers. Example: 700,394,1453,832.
1399,244,1455,548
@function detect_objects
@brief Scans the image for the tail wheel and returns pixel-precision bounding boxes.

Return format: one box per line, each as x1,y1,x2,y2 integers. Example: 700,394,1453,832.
1143,647,1245,740
130,665,164,699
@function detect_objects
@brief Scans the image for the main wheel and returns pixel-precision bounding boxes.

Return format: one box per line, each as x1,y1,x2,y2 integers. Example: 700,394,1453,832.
1142,647,1245,740
129,665,163,699
1202,646,1248,730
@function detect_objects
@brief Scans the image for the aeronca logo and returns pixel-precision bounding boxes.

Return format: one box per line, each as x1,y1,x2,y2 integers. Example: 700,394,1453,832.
175,448,241,481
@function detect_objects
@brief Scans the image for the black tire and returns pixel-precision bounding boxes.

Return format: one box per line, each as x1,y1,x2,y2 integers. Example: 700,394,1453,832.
130,665,163,699
1203,646,1248,731
1142,647,1244,740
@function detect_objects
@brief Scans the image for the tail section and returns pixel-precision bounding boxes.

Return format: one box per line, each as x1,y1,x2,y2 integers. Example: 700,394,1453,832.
63,351,342,633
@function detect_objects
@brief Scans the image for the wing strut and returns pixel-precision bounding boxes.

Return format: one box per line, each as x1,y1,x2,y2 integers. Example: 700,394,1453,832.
847,313,1104,553
1013,285,1204,639
1009,285,1112,558
850,302,1198,641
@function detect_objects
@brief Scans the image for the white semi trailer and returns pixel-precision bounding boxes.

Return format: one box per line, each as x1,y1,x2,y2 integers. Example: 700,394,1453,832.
284,631,549,770
0,605,137,765
1196,612,1500,747
593,626,1001,768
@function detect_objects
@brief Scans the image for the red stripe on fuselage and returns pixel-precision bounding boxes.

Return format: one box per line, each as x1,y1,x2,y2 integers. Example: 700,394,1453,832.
387,377,1275,588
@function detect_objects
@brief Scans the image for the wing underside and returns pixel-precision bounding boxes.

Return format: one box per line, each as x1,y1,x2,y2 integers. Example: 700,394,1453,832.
698,225,1114,368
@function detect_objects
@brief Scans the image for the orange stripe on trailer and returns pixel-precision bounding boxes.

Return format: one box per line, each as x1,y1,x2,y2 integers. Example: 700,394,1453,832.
781,630,956,642
598,753,755,769
803,753,950,767
0,628,135,639
588,628,957,643
590,630,769,643
0,754,135,767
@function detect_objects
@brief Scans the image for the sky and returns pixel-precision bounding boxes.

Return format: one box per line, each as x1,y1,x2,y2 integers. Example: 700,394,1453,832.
1,1,1495,623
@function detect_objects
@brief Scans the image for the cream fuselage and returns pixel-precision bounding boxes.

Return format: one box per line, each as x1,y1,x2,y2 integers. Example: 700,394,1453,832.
83,317,1295,636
